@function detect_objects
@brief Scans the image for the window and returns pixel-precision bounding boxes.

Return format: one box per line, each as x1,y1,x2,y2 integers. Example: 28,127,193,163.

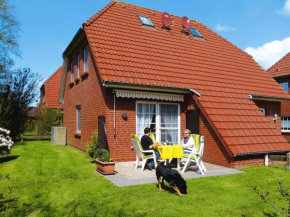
76,106,81,132
189,28,203,38
281,116,290,131
136,102,180,144
70,60,74,82
280,82,288,93
260,108,265,115
138,15,154,27
77,54,80,77
84,45,89,72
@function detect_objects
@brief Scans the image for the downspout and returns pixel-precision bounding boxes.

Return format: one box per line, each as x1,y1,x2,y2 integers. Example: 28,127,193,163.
265,154,269,167
114,91,116,138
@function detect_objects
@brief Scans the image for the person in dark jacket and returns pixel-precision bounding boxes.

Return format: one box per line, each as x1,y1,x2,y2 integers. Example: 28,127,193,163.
140,127,160,170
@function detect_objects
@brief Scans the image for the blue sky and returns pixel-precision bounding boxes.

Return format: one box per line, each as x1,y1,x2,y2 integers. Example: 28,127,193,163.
10,0,290,82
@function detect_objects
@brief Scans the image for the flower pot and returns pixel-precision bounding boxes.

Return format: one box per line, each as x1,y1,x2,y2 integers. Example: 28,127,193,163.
95,158,115,175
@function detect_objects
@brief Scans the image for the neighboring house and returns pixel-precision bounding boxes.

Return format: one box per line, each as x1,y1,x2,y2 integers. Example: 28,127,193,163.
40,66,63,109
26,107,38,131
267,52,290,141
59,1,290,168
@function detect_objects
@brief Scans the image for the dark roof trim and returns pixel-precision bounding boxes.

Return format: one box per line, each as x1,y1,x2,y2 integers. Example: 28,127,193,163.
63,28,85,57
272,73,290,79
233,150,290,157
102,81,201,96
249,94,290,102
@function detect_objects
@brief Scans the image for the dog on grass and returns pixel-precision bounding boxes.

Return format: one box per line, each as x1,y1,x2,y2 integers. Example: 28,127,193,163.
156,162,187,196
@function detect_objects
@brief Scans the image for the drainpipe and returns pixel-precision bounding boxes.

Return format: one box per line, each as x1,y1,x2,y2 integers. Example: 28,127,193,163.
114,93,116,138
287,152,290,171
265,154,269,167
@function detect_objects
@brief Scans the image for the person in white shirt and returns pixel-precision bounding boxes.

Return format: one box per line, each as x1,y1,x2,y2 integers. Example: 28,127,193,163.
181,129,195,154
170,129,195,166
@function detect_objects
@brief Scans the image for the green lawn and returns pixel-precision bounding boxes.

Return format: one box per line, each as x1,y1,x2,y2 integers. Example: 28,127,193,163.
0,141,290,217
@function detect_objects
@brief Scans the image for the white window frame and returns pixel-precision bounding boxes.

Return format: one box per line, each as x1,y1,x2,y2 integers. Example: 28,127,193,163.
71,60,75,82
135,101,180,143
280,82,289,93
77,54,80,77
281,115,290,132
260,108,265,115
137,14,154,27
76,106,81,133
84,45,89,72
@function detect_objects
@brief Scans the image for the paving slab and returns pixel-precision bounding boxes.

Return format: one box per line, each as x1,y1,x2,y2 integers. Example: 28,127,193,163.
96,161,244,187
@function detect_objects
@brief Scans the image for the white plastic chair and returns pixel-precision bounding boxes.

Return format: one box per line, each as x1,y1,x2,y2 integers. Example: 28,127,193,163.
131,139,157,171
181,136,207,175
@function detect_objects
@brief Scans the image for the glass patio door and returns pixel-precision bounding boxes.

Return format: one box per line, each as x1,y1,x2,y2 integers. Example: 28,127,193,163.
136,102,180,143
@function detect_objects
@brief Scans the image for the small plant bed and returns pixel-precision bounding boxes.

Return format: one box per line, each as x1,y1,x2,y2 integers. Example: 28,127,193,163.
1,141,290,216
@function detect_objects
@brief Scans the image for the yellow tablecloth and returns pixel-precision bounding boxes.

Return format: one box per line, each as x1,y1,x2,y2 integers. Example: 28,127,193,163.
157,145,184,160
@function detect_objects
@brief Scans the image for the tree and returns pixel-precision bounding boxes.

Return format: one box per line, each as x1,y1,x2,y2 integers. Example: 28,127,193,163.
35,108,63,135
0,0,20,91
0,68,42,139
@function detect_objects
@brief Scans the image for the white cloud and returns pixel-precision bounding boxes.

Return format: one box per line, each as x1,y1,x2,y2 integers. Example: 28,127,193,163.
215,23,236,32
244,37,290,69
277,0,290,16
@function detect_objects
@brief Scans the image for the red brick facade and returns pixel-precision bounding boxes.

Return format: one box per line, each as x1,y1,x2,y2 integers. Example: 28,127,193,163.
60,2,290,168
63,42,277,167
271,76,290,140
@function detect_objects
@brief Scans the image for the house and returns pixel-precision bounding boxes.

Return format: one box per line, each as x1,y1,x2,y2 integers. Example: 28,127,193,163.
267,52,290,141
40,66,63,109
58,1,290,168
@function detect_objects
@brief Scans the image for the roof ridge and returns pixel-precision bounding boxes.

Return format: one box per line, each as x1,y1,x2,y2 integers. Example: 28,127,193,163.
267,51,290,73
84,1,116,27
44,66,62,85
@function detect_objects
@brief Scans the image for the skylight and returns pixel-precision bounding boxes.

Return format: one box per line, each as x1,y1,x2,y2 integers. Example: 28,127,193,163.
138,14,154,27
189,28,203,38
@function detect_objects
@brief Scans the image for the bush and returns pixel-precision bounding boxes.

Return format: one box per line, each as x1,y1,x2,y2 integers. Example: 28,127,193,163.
35,108,62,135
86,131,113,162
86,131,99,158
0,127,14,156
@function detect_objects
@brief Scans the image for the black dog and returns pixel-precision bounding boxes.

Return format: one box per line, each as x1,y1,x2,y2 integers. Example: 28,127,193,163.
156,162,187,196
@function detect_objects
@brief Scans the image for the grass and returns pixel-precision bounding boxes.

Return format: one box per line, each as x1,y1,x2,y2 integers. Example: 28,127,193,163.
0,141,290,217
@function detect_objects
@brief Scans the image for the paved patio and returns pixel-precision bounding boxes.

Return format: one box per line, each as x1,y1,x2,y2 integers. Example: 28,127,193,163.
98,161,244,187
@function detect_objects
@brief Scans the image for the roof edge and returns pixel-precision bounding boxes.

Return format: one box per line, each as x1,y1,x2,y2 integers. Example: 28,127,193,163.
63,28,85,57
84,1,116,27
249,94,290,102
103,81,201,95
233,150,290,157
267,51,290,73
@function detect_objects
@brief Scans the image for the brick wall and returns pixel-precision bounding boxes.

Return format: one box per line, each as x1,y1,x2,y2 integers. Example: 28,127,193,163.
63,38,107,152
272,77,290,140
253,100,281,131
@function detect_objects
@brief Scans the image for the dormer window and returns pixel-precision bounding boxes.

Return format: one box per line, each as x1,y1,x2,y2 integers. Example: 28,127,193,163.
189,28,203,38
138,14,154,27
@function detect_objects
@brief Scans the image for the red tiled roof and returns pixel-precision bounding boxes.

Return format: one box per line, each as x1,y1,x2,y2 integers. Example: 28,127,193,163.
267,52,290,78
43,66,63,109
83,1,290,156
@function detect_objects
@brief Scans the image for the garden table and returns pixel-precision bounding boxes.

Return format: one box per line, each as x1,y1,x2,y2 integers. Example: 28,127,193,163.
157,145,183,170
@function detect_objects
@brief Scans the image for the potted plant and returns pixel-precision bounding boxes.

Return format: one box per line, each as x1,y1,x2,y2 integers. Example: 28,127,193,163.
94,149,115,175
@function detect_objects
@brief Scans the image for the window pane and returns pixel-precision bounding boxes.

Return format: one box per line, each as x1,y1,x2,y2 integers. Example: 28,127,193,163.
71,61,74,82
160,104,178,128
136,103,156,138
160,129,178,144
76,106,81,132
84,45,89,72
77,55,80,77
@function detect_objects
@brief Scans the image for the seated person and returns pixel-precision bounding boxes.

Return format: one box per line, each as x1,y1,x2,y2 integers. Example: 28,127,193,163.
181,129,195,154
170,129,195,166
140,127,161,171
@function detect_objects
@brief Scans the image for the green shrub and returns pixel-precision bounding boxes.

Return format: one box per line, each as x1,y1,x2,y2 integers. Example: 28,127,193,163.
35,108,62,135
86,131,113,162
86,131,99,158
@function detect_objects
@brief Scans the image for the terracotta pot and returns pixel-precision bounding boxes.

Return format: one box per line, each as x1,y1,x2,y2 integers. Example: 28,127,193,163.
95,158,115,175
